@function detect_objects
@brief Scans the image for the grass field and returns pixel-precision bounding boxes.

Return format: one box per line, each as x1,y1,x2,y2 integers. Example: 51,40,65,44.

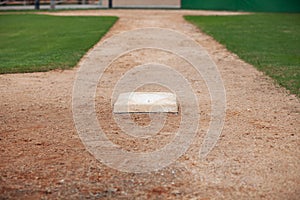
0,14,118,73
185,14,300,97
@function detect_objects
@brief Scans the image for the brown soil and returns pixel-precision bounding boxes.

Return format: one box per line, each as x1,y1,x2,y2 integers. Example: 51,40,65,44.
1,10,299,199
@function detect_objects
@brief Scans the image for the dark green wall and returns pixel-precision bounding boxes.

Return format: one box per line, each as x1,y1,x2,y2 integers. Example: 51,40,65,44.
181,0,300,13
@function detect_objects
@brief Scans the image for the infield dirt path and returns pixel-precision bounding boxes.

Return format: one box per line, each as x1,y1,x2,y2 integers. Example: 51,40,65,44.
0,10,299,199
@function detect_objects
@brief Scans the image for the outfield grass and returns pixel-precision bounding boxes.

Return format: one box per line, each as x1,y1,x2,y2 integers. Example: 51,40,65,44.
0,14,118,73
185,14,300,97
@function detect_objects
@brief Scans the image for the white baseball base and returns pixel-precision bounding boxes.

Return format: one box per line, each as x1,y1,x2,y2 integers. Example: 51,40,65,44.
113,92,178,113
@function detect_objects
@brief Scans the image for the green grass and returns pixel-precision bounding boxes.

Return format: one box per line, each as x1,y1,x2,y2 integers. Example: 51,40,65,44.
0,14,118,73
185,14,300,97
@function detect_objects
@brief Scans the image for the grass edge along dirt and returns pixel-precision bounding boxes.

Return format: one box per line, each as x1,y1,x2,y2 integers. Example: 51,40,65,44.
0,14,118,74
184,14,300,97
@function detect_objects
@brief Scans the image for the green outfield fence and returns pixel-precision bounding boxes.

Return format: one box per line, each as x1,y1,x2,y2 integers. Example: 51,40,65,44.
181,0,300,13
1,0,300,12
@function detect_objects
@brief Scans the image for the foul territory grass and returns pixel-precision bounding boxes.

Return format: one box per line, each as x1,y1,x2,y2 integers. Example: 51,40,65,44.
0,14,118,73
185,14,300,96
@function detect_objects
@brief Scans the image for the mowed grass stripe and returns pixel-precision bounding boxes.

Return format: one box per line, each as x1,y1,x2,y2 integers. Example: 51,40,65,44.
185,14,300,97
0,14,118,73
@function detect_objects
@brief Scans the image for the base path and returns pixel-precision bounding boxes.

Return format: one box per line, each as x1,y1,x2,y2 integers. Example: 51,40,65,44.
0,10,299,199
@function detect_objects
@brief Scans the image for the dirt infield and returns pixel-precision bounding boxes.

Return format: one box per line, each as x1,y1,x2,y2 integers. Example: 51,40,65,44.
0,10,299,199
